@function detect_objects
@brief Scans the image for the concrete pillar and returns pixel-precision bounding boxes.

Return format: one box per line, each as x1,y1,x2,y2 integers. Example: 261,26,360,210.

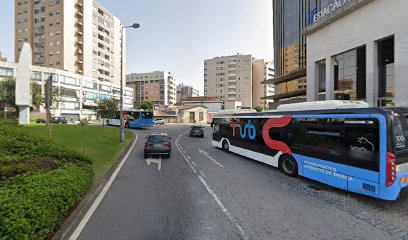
366,41,378,107
326,57,335,100
307,60,318,102
395,32,408,107
18,106,30,124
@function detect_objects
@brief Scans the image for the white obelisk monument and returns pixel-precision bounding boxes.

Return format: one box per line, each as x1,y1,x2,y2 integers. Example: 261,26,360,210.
15,43,32,124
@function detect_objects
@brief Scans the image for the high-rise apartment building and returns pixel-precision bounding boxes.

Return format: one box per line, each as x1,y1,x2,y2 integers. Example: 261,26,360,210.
204,54,273,109
126,71,177,108
176,84,199,103
14,0,125,84
253,60,275,110
204,54,253,108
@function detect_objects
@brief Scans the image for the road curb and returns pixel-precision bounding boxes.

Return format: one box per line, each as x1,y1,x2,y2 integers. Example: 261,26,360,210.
51,132,137,240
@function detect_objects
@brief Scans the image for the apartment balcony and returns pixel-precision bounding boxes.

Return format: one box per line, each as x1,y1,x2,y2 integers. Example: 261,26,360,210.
228,91,237,95
228,73,237,78
228,85,236,88
75,0,83,7
228,67,237,71
76,21,83,26
228,97,237,101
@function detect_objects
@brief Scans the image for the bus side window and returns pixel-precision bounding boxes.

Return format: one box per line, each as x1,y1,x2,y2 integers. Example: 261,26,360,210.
345,122,379,171
133,112,140,120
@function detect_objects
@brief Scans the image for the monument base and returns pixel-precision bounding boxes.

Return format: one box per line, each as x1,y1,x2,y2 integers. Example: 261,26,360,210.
18,106,30,124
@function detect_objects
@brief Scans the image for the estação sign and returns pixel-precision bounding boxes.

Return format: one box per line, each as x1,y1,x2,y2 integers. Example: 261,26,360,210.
308,0,353,25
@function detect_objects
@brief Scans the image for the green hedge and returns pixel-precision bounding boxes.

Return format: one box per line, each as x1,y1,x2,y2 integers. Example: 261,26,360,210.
0,124,93,240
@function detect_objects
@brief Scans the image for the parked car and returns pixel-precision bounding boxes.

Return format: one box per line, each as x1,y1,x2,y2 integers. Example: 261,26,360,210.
190,125,204,138
35,116,67,124
36,118,46,123
144,133,172,158
51,116,68,124
154,118,165,125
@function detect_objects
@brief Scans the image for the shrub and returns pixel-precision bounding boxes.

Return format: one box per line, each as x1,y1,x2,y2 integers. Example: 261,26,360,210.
0,164,93,240
0,124,94,239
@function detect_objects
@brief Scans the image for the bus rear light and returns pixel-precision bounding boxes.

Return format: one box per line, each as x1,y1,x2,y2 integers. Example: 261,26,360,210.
386,152,396,187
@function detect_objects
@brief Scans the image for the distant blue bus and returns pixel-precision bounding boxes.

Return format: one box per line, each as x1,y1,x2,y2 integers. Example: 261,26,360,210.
103,109,154,129
212,102,408,200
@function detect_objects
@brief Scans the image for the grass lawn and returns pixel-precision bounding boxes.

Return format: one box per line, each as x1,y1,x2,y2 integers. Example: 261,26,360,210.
23,124,134,182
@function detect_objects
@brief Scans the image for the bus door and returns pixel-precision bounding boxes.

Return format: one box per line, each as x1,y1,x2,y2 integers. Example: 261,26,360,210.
291,117,349,190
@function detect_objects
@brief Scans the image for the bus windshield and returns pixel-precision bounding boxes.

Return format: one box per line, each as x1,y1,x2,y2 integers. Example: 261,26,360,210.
393,112,408,153
142,111,153,119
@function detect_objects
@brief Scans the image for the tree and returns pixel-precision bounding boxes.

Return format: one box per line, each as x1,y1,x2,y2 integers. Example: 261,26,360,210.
140,101,154,110
0,78,44,110
254,106,263,112
96,98,119,134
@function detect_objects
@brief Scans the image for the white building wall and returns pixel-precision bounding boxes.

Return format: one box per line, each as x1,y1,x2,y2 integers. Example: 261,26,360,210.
62,0,77,74
82,0,94,77
307,0,408,107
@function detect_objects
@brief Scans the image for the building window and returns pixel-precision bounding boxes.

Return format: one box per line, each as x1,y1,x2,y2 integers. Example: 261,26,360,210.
316,59,326,100
333,46,366,101
377,36,395,107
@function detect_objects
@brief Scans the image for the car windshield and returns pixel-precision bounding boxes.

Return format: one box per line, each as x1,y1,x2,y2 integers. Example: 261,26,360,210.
142,112,153,119
192,126,202,130
149,135,168,142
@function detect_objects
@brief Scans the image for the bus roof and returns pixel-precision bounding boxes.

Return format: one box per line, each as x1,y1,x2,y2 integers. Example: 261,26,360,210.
214,107,398,118
277,100,369,111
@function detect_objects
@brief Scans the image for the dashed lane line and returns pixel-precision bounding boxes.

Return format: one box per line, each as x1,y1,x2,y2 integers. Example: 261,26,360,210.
176,134,248,240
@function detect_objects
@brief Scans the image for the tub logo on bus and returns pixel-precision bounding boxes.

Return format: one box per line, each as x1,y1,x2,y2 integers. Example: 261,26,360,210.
262,116,293,155
229,120,256,140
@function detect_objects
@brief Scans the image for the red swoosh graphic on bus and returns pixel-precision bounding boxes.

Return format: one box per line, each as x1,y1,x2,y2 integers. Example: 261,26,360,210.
262,116,293,155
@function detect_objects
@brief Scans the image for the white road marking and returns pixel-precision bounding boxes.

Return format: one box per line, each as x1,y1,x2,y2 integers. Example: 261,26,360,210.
192,161,197,167
187,155,191,160
176,134,248,240
199,170,206,178
146,157,162,171
69,133,138,240
198,149,224,168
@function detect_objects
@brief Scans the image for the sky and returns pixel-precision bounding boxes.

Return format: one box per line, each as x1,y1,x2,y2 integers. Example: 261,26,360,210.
0,0,273,94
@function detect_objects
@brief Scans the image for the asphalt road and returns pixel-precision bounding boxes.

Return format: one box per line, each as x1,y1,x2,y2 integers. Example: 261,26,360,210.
76,124,408,240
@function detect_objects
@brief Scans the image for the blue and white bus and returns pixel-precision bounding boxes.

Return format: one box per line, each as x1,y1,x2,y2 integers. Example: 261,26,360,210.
212,101,408,200
103,109,154,129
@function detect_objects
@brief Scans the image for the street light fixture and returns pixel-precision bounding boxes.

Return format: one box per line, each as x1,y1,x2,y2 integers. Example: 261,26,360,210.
120,23,140,143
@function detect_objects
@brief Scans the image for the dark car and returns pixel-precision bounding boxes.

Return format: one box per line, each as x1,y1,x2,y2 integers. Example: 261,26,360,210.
144,133,172,158
36,118,46,123
51,116,68,124
190,125,204,138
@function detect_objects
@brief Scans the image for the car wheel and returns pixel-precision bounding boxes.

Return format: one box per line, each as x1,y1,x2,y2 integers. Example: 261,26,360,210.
279,155,298,177
125,122,129,128
222,140,229,152
201,135,204,138
144,153,148,158
166,153,171,158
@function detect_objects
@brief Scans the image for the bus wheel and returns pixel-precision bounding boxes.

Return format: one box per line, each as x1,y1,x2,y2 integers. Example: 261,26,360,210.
279,155,298,177
125,122,129,128
222,140,230,152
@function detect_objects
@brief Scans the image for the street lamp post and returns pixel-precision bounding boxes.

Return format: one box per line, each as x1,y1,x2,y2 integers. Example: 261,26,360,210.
120,23,140,143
